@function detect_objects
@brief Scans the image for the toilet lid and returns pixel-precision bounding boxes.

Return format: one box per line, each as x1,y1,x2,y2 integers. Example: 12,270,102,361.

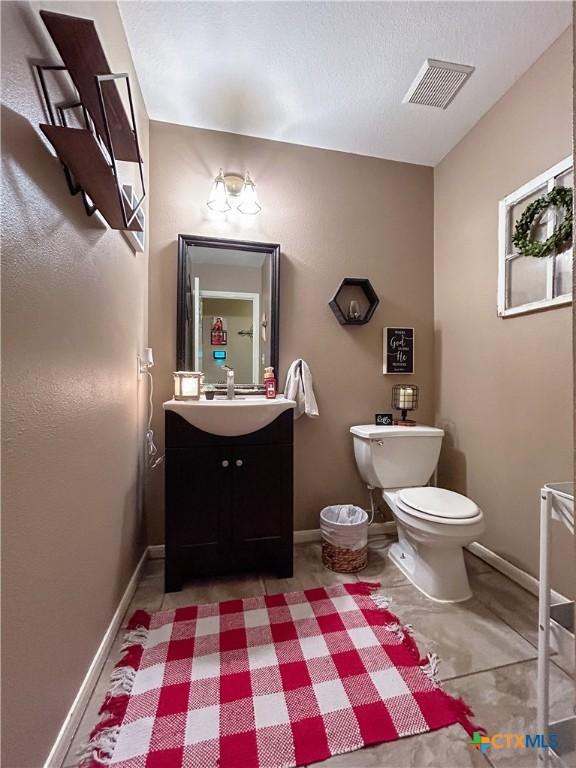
397,487,480,520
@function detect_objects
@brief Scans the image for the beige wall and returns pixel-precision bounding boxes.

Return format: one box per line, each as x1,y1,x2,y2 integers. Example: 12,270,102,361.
434,29,573,597
148,122,434,542
1,2,149,765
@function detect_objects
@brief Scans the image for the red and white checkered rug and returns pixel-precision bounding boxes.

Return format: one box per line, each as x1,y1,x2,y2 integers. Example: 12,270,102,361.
80,582,481,768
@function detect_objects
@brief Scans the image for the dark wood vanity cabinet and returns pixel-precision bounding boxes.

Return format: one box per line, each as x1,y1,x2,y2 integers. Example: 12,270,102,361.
164,410,294,592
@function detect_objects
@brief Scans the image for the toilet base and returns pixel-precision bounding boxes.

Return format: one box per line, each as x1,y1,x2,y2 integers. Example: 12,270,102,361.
389,537,473,604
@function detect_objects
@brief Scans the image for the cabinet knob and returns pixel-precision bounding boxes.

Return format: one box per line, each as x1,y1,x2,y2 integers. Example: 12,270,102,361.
221,460,230,468
235,459,243,467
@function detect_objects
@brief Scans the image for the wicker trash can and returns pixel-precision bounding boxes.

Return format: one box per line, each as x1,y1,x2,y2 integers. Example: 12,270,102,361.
320,505,368,573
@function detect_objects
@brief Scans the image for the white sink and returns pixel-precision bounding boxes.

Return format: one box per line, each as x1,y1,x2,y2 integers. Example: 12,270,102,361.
163,395,296,437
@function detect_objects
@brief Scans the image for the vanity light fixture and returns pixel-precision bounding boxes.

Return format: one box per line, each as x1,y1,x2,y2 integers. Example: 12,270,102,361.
173,371,203,400
207,169,261,215
392,384,419,426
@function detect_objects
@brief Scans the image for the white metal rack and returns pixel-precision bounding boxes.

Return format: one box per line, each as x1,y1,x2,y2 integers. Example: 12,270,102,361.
537,482,575,768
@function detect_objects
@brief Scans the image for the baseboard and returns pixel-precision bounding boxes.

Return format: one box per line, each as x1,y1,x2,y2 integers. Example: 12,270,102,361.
123,539,573,605
146,523,397,554
44,548,148,768
148,543,166,559
293,529,320,543
294,521,397,543
466,542,569,604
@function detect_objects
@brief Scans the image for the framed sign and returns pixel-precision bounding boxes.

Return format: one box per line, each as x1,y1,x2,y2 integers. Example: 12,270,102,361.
375,413,393,426
210,316,227,346
383,327,414,374
211,329,227,345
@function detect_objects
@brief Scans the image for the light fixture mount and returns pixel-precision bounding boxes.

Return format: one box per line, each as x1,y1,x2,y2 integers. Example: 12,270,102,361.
221,174,245,197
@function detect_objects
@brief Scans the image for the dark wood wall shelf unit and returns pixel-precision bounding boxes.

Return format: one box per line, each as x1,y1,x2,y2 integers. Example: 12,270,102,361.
165,411,294,592
329,278,380,325
35,11,145,231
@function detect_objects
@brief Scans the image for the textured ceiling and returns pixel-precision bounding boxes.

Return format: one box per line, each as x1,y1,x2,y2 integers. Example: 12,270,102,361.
119,1,571,166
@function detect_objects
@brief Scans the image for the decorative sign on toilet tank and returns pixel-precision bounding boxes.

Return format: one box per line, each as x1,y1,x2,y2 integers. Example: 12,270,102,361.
383,327,415,374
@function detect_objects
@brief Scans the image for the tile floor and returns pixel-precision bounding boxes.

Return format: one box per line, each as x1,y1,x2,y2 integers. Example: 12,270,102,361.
63,540,575,768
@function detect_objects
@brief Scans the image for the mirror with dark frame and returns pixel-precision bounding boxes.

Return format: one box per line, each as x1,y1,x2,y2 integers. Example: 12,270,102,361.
177,235,280,391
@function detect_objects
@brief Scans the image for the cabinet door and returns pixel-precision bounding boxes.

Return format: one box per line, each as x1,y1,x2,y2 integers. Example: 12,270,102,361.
232,445,293,572
165,447,232,577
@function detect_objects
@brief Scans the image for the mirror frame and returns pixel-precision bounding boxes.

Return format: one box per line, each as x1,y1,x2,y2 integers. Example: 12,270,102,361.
176,234,280,382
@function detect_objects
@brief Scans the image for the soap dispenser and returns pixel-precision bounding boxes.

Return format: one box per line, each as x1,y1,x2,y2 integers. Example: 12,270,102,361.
264,366,277,399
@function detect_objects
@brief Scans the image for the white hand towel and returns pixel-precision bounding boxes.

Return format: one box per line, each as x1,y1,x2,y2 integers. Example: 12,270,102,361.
284,359,319,420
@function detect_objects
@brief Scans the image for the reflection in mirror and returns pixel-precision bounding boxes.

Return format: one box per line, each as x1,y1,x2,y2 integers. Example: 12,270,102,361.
177,236,279,388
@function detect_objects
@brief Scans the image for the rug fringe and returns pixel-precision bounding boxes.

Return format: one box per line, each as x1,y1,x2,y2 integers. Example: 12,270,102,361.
368,593,422,662
121,627,148,650
369,591,392,610
420,652,441,684
77,726,120,767
440,690,488,738
107,665,137,697
78,615,150,767
384,621,414,641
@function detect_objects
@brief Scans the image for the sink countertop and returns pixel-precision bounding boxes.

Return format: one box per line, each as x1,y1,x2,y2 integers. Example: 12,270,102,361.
163,395,296,436
163,394,296,407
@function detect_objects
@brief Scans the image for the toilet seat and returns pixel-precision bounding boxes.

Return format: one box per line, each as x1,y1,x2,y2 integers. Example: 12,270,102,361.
396,487,481,525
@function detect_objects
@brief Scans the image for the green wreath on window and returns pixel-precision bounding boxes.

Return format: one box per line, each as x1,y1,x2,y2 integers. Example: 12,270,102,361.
512,186,573,258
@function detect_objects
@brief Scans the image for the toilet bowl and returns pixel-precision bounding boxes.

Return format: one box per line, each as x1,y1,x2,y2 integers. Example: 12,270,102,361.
384,487,484,602
350,424,485,603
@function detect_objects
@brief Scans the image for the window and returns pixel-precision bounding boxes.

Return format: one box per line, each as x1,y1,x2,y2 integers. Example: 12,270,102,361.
498,156,573,317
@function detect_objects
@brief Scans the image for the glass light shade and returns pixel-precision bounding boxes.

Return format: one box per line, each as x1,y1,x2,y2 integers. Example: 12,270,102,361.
207,169,231,213
173,371,202,400
237,171,262,215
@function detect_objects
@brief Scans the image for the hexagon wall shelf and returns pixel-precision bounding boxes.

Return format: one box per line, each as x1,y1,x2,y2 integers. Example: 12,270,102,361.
329,278,380,325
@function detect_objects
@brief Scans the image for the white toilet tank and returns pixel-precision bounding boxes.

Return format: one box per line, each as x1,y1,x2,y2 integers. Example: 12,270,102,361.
350,424,444,489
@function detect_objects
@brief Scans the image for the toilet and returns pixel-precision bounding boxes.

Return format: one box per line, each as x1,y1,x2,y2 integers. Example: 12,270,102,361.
350,424,484,603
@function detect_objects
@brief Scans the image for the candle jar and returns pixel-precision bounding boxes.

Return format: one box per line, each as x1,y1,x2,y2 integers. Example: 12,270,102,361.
173,371,202,400
392,384,419,426
348,300,361,320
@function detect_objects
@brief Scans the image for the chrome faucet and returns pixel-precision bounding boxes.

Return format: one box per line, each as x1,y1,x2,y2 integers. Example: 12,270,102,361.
222,366,235,399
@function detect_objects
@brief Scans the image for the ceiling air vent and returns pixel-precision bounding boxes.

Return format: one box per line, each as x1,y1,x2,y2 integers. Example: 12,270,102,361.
403,59,475,109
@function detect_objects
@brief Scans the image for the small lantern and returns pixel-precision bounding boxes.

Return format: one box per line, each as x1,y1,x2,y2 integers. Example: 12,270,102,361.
392,384,419,426
173,371,202,401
